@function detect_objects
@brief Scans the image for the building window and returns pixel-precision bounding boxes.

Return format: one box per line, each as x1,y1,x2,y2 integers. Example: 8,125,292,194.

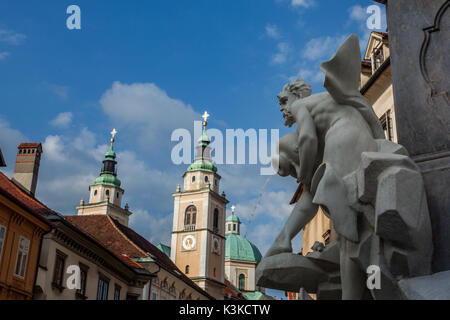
114,285,121,300
192,176,195,183
228,224,231,232
380,110,394,141
105,190,110,197
185,265,190,274
184,205,197,230
14,236,30,279
151,291,158,300
205,176,209,183
52,250,67,289
0,225,6,263
239,274,246,291
94,190,97,196
213,208,219,233
76,263,89,298
97,275,110,300
213,268,216,277
233,224,236,232
373,46,384,71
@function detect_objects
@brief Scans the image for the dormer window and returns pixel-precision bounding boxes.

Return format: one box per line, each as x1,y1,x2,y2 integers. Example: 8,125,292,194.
372,46,384,71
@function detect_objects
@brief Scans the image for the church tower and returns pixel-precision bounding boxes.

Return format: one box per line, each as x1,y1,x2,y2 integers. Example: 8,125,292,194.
170,112,228,300
77,129,132,226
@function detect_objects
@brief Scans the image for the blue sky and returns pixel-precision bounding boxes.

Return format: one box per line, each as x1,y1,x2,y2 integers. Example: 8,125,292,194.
0,0,386,299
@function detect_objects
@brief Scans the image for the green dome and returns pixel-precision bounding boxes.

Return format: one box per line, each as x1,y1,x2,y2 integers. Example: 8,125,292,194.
187,159,217,173
94,173,121,188
105,144,116,160
226,213,241,223
225,233,262,263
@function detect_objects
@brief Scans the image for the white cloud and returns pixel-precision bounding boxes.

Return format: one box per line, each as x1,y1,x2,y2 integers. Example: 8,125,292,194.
293,68,324,84
349,5,367,22
129,209,172,245
271,42,290,65
100,81,199,148
0,52,10,60
301,35,348,61
50,112,73,128
45,83,70,100
0,116,27,177
0,28,26,45
291,0,315,8
265,24,280,39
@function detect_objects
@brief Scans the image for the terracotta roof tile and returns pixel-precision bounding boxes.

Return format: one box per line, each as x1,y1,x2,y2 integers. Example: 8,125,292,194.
0,171,52,226
224,279,245,300
66,214,214,299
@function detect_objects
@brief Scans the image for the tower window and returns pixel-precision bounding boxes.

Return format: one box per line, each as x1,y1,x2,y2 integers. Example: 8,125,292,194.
192,176,195,183
239,274,245,291
213,268,216,277
213,208,219,232
205,176,209,183
228,225,231,232
116,192,119,198
233,224,236,231
94,190,98,196
185,265,190,274
184,205,197,230
105,190,110,197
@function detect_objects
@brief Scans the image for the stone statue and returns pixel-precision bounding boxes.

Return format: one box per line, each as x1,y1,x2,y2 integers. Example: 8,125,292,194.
257,34,434,299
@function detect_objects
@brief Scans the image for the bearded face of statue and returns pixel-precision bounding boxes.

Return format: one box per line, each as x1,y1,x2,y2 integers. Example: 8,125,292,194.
278,92,296,128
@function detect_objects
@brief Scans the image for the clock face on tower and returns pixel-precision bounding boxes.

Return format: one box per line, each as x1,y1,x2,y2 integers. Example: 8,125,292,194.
182,234,196,251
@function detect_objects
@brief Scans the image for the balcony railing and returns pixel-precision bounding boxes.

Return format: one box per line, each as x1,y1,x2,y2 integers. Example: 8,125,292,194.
184,225,196,232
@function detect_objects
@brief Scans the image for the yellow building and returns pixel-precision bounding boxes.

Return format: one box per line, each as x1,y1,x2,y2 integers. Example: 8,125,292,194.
0,143,52,300
170,113,228,300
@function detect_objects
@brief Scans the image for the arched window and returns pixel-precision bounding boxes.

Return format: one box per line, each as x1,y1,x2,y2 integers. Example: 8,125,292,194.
185,265,190,274
239,274,245,291
213,268,216,277
184,206,197,228
105,190,110,197
94,190,98,196
213,208,219,231
204,175,209,183
192,176,195,183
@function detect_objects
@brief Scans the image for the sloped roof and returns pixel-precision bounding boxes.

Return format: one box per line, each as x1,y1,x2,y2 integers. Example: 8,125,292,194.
224,279,246,300
157,243,171,257
0,171,53,226
66,215,214,300
242,291,274,300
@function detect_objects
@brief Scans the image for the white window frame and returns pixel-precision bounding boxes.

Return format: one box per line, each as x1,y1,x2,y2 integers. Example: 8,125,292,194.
14,236,30,279
0,225,6,263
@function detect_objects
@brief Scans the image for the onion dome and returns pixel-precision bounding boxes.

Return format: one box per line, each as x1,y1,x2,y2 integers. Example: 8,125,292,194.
94,129,121,188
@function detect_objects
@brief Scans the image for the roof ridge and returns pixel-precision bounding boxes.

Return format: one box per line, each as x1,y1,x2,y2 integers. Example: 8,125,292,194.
106,215,149,257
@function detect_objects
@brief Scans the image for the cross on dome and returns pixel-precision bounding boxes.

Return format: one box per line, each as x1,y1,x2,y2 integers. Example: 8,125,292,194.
110,128,117,143
202,111,210,123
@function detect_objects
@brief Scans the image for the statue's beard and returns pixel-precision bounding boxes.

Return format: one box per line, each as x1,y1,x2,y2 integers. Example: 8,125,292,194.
283,111,295,127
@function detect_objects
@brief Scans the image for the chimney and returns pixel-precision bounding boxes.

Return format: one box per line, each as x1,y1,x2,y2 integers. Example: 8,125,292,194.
12,143,43,196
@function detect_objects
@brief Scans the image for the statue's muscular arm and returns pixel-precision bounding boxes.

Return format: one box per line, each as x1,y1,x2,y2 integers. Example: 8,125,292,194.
294,104,318,189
